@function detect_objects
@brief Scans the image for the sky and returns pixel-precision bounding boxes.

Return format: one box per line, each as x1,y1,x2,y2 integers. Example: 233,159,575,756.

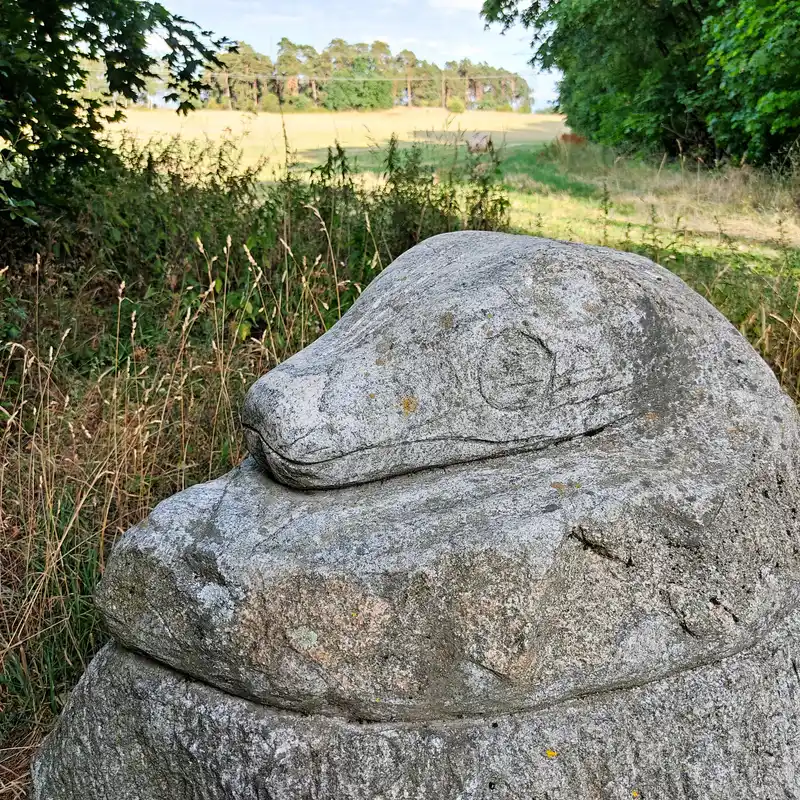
159,0,559,107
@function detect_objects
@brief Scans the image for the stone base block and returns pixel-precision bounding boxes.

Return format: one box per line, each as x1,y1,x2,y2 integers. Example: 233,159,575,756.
33,611,800,800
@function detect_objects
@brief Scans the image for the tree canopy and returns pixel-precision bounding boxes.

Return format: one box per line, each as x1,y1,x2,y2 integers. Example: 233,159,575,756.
200,39,531,113
482,0,800,163
703,0,800,164
0,0,230,217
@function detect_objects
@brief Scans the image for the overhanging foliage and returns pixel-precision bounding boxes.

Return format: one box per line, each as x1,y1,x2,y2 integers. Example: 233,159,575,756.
482,0,800,163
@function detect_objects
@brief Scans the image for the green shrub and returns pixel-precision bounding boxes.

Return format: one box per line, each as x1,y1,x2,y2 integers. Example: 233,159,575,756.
261,93,281,113
701,0,800,163
0,0,229,219
483,0,800,163
284,94,314,112
0,132,510,357
447,97,466,114
323,71,393,111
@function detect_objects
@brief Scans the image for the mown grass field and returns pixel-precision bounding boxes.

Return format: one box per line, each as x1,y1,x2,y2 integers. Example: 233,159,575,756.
114,107,567,167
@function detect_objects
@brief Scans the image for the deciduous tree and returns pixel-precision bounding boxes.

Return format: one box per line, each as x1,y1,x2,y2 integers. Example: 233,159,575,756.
482,0,800,161
0,0,230,216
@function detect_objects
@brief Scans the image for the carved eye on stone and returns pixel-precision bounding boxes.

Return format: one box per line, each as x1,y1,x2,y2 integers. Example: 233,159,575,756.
478,330,554,411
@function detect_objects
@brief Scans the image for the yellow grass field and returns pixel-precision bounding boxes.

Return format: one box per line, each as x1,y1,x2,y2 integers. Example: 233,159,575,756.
112,107,567,167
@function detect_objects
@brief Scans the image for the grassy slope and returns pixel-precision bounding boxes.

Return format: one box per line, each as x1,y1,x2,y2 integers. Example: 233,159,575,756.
501,143,800,252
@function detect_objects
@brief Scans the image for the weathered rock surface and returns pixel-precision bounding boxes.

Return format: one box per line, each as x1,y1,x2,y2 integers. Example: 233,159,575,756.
32,233,800,798
241,231,785,490
94,234,800,722
96,443,800,724
33,615,800,800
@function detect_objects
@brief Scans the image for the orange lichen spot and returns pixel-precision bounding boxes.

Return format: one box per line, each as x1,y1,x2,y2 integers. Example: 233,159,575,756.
551,480,581,496
401,396,419,416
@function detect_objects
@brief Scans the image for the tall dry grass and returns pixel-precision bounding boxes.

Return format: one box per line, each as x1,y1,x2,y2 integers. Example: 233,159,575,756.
2,239,797,799
0,239,349,795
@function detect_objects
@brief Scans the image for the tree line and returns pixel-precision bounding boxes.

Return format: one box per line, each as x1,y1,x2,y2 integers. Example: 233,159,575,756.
483,0,800,164
91,38,532,114
206,39,531,112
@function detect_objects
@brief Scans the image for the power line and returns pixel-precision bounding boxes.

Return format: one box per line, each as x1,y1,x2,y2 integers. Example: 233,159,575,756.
204,71,533,84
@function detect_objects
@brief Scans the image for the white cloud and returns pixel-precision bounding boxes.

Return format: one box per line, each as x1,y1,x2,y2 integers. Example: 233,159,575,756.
243,12,306,23
428,0,485,12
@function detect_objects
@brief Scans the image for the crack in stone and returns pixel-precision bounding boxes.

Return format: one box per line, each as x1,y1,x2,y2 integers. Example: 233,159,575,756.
663,590,700,639
568,526,634,567
117,638,767,731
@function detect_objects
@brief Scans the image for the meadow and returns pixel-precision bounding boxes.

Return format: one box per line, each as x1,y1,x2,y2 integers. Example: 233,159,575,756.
117,108,800,256
2,109,799,795
112,107,567,166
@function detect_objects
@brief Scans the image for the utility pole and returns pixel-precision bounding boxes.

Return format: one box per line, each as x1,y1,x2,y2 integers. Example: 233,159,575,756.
224,71,232,110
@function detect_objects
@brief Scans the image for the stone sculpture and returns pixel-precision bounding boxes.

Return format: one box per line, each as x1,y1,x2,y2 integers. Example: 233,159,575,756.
33,232,800,799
